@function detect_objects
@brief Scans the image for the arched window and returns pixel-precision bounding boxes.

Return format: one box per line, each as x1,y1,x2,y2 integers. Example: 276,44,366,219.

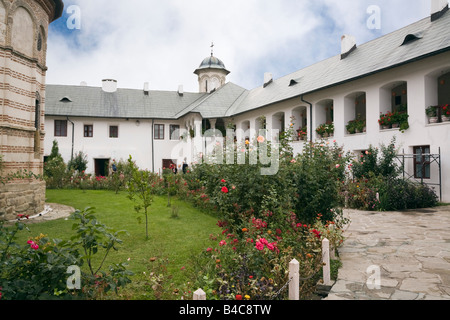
315,99,334,138
34,92,41,154
11,7,34,57
35,91,41,130
425,68,450,123
379,81,408,130
345,92,366,135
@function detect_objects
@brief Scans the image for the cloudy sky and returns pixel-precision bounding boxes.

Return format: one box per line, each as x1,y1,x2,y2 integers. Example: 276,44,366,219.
46,0,437,92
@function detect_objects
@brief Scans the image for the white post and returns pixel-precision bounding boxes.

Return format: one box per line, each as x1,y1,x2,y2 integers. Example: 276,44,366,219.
322,238,331,286
193,288,206,300
289,259,300,300
328,224,336,259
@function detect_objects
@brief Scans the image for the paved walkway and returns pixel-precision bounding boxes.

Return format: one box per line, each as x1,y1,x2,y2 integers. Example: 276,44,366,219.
7,203,74,225
325,206,450,300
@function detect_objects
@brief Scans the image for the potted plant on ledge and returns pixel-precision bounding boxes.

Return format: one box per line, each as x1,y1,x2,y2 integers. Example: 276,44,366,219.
316,123,328,138
441,104,450,122
379,112,393,129
346,120,356,134
426,106,438,123
355,119,366,133
297,127,307,140
325,123,334,137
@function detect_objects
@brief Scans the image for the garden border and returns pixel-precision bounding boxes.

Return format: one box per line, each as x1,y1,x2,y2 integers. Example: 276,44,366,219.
192,238,334,301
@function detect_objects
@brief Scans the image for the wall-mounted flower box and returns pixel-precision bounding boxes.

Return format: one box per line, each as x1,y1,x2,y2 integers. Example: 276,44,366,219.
441,104,450,122
426,106,439,123
346,119,366,134
426,104,449,123
316,123,334,138
380,104,409,132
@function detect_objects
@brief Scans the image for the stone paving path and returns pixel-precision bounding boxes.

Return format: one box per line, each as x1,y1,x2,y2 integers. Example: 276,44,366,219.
7,203,74,225
325,206,450,300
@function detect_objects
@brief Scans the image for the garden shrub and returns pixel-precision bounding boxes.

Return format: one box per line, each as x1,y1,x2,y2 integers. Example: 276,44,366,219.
67,151,88,173
0,222,80,300
351,138,400,179
192,210,344,300
184,132,348,300
0,208,133,300
44,140,67,189
291,141,350,225
340,174,381,211
343,138,439,211
376,178,438,211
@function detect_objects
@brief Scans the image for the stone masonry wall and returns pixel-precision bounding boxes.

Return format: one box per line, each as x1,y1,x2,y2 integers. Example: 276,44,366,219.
0,180,45,221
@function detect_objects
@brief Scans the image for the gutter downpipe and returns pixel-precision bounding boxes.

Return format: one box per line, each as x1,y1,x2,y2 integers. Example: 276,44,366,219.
151,119,155,173
67,116,74,161
300,95,313,142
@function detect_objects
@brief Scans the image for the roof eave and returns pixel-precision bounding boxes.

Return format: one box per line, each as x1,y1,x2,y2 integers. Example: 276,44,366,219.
232,47,450,117
50,0,64,22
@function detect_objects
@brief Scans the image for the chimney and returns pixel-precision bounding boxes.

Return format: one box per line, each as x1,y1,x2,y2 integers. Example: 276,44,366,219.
263,73,273,88
341,35,357,59
144,82,149,95
102,79,117,93
178,85,184,96
431,0,449,21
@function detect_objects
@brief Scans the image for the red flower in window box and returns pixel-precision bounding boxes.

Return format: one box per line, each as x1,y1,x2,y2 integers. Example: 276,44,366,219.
442,104,450,120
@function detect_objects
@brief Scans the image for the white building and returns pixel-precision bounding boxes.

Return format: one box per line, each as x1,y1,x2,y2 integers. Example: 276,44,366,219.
45,1,450,202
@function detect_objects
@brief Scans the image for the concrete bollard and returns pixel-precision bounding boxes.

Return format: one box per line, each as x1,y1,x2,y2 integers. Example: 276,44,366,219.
322,238,331,286
193,288,206,300
289,259,300,300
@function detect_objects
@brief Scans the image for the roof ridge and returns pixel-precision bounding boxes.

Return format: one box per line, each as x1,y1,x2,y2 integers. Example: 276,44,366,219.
271,14,433,87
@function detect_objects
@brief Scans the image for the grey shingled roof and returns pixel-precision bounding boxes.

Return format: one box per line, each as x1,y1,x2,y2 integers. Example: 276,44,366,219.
175,82,247,119
45,85,206,119
227,10,450,116
45,10,450,120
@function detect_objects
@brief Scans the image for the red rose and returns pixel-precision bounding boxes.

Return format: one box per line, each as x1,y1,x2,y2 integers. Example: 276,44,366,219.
221,179,226,183
221,186,229,193
236,295,242,300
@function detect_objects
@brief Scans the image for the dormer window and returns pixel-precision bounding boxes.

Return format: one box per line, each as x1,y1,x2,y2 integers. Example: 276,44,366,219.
401,32,423,46
60,96,72,103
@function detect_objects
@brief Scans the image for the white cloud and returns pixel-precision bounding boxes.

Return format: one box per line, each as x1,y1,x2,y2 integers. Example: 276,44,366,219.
46,0,434,92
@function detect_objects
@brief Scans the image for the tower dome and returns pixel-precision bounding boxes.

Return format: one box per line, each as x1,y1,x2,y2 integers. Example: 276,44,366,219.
194,53,230,93
194,55,230,75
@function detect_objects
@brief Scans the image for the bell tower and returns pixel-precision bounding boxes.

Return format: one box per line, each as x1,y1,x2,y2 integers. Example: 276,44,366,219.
194,43,230,93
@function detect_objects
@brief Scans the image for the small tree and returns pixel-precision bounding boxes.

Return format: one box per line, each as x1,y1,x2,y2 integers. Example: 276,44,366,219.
70,207,133,298
126,156,153,240
44,140,67,188
68,151,88,173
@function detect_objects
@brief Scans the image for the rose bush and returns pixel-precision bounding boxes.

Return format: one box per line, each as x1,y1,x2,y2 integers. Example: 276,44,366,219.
192,210,344,300
0,208,133,300
184,131,348,299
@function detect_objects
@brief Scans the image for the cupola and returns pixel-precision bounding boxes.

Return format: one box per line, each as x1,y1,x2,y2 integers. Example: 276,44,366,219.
194,44,230,93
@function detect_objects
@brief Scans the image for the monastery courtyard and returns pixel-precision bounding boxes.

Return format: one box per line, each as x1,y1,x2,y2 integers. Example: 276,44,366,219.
18,200,450,301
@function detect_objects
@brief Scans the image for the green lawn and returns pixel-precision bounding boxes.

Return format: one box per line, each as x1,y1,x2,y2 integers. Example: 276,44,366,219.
18,189,221,299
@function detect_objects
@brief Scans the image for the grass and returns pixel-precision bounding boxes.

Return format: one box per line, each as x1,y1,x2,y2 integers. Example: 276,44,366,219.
15,189,221,299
